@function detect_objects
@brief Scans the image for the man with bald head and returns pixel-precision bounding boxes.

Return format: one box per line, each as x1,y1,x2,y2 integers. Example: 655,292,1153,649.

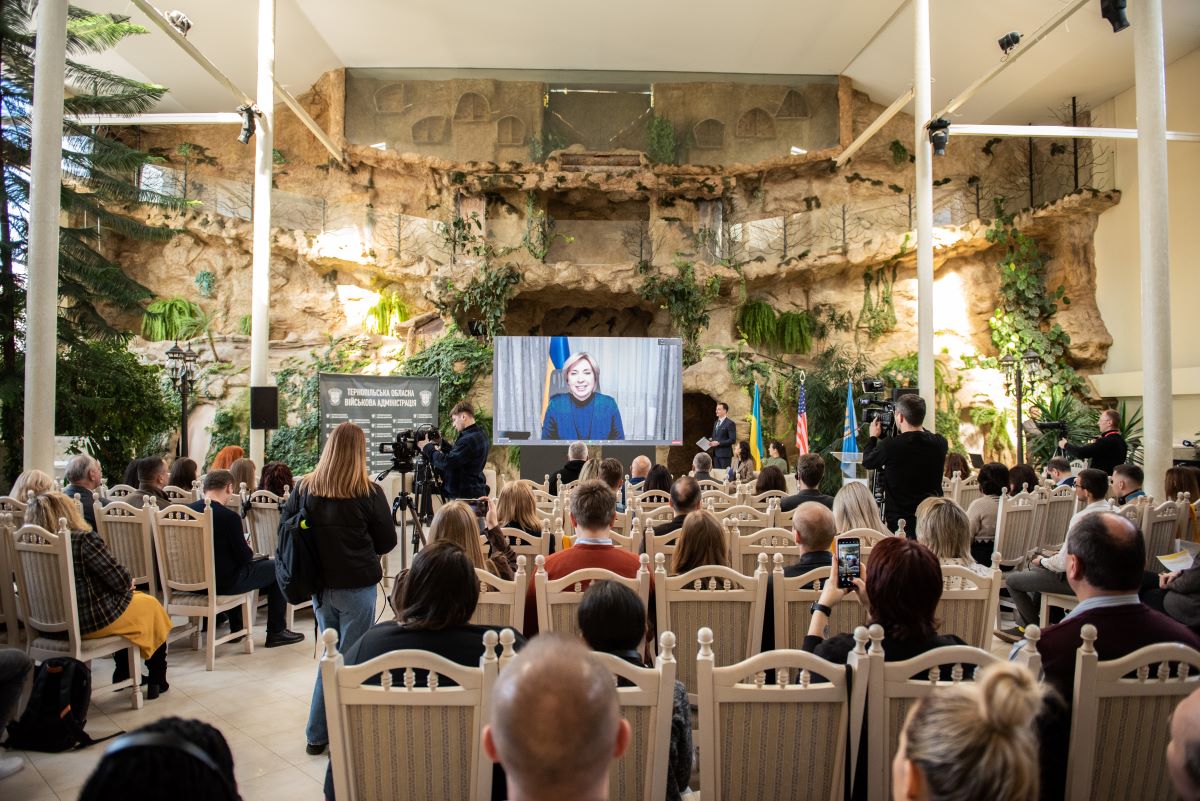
761,502,837,650
483,635,630,801
1169,687,1200,801
628,455,651,487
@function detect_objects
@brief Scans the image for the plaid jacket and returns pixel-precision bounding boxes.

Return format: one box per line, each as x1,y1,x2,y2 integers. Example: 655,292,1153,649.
70,529,132,634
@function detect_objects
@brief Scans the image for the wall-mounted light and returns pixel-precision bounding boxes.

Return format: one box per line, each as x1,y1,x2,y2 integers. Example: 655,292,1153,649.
928,118,951,156
998,31,1021,55
237,104,257,144
1100,0,1129,33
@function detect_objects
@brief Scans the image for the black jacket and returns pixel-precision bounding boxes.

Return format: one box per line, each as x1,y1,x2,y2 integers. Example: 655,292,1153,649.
780,489,835,513
281,483,396,590
188,499,252,593
862,430,948,521
64,484,98,531
549,459,585,496
425,423,490,499
711,417,736,462
1064,431,1128,475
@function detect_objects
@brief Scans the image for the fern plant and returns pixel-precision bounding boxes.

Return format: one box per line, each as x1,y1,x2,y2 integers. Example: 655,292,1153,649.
647,115,677,165
774,311,813,354
363,290,411,336
141,297,201,342
737,299,776,349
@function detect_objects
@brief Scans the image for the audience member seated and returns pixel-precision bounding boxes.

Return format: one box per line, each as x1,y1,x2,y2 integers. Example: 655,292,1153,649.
690,452,714,483
208,445,244,472
549,440,588,496
966,462,1009,565
780,453,835,512
229,458,256,494
128,457,171,508
63,454,104,530
188,471,304,648
762,440,789,475
730,441,755,484
915,497,993,577
641,464,673,494
122,458,143,488
832,481,890,538
523,481,642,636
599,457,626,512
1026,511,1200,800
257,461,295,497
894,662,1044,801
1143,561,1200,632
670,510,730,574
78,717,240,801
1008,463,1039,496
496,481,554,554
578,457,603,484
10,468,54,500
761,502,838,651
167,457,199,493
25,492,172,697
577,581,692,801
0,648,33,780
483,635,630,801
1168,466,1200,542
1168,686,1200,801
426,500,517,581
1002,468,1111,637
325,541,528,800
628,455,651,487
1112,463,1146,506
754,465,787,495
943,451,972,481
652,476,701,538
1045,456,1075,488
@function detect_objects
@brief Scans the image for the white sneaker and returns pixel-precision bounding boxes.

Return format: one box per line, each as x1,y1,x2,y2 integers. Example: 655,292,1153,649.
0,755,25,780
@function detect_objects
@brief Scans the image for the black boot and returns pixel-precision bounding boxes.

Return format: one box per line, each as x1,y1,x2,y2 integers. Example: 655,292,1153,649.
146,644,169,700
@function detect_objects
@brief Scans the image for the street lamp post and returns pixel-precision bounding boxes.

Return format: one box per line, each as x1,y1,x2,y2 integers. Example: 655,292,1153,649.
166,341,199,459
1000,349,1040,465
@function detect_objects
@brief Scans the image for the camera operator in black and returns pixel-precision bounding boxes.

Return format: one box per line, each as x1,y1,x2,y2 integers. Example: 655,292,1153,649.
1057,407,1127,476
862,394,948,538
418,400,490,499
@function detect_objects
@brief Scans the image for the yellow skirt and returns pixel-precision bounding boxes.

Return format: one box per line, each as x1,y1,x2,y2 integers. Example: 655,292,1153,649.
84,592,172,659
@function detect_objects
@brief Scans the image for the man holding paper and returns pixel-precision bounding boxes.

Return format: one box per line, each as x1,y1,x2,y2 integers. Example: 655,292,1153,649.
705,402,736,470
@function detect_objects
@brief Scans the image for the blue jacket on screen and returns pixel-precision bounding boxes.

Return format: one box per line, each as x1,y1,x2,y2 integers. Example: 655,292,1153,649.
540,393,624,441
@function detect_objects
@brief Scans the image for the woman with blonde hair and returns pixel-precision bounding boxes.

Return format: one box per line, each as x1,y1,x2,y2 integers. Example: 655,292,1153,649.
671,510,730,575
496,482,553,553
284,422,396,755
10,469,55,499
915,497,992,576
893,661,1044,801
209,445,244,472
833,481,891,539
229,458,256,493
427,499,517,578
25,492,172,696
577,457,603,484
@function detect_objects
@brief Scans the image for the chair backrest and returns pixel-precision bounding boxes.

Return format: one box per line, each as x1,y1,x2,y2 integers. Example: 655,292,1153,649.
701,489,739,514
608,527,643,554
163,484,193,501
740,490,787,511
935,564,1001,649
644,525,681,574
247,489,286,557
771,558,869,651
533,554,651,640
1036,488,1078,550
721,504,775,539
470,556,527,631
152,501,217,603
955,475,982,508
498,526,550,564
10,520,83,653
610,508,632,536
654,555,767,699
839,526,891,546
729,524,799,576
320,627,504,801
993,490,1038,568
1142,500,1181,571
696,479,729,491
593,632,679,801
106,483,137,499
1066,624,1200,801
637,504,676,527
94,499,158,597
516,477,550,494
633,490,672,512
0,495,27,514
695,625,865,801
0,512,20,645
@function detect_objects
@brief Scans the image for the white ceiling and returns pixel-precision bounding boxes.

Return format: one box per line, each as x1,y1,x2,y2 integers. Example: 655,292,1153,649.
79,0,1200,125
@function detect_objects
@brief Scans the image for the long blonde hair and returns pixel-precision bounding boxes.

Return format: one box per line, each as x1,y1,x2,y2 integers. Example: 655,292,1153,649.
672,510,729,575
229,458,257,493
428,501,490,570
25,491,91,533
302,422,372,498
577,457,603,484
11,469,55,500
496,482,542,532
833,481,889,535
915,496,974,562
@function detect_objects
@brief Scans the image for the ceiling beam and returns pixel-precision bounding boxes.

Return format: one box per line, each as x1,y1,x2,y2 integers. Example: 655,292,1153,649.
951,123,1200,142
834,86,914,167
68,112,242,125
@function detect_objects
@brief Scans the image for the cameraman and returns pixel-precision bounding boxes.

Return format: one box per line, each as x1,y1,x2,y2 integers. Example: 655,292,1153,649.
862,394,948,538
1058,407,1127,475
418,400,490,499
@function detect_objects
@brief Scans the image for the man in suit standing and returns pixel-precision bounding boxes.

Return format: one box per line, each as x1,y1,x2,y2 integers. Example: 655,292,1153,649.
710,402,736,470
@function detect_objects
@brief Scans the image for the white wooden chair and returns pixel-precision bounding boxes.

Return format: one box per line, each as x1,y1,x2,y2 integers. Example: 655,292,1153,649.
936,564,1001,649
153,500,255,670
1065,623,1200,801
516,476,551,494
1034,486,1078,550
741,490,787,511
633,490,672,514
246,488,312,631
696,479,728,491
1039,592,1079,627
993,489,1039,625
105,483,137,499
608,526,644,554
638,504,677,527
701,489,739,514
593,631,679,801
320,626,507,801
11,519,146,708
1141,500,1181,571
955,475,982,508
94,498,159,599
163,484,194,502
771,557,869,650
533,553,651,641
499,526,551,565
695,625,867,801
470,556,527,632
654,553,768,702
729,524,799,576
610,508,633,538
839,525,892,547
643,523,681,574
0,511,23,646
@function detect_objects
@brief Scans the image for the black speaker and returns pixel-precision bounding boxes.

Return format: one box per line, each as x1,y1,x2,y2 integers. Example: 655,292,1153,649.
250,386,279,430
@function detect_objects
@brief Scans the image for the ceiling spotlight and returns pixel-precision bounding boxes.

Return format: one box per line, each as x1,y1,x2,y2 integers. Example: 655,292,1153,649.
789,146,808,156
1100,0,1129,32
165,10,192,37
237,104,257,144
928,118,951,157
998,31,1021,55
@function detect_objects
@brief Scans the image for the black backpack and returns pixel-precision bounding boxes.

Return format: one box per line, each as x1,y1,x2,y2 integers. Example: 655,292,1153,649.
6,657,115,752
275,492,323,606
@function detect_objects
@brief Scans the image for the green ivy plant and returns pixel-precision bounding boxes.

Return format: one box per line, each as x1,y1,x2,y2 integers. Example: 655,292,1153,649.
436,263,522,341
400,327,493,437
857,235,908,340
638,258,719,366
969,403,1014,462
736,299,815,356
521,192,572,262
647,115,677,165
141,296,201,341
363,289,411,337
205,389,250,467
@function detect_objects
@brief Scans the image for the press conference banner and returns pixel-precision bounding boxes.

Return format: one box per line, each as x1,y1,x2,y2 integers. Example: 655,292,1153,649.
318,373,439,474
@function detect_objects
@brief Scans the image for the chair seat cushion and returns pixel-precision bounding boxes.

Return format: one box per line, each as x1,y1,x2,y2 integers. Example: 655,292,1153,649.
31,633,128,655
168,591,251,608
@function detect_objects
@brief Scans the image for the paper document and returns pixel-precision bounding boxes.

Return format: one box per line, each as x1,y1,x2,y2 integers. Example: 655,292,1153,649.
696,437,713,450
1159,550,1195,572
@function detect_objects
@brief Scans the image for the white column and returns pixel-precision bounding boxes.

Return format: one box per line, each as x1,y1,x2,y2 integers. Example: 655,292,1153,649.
22,0,69,473
248,0,275,465
914,0,935,419
1134,0,1172,499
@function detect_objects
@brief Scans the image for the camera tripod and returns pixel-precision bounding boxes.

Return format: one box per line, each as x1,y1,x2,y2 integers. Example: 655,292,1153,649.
376,457,441,572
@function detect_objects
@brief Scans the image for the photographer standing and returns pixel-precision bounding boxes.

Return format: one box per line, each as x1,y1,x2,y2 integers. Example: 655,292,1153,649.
861,394,948,537
419,400,490,499
1058,408,1127,475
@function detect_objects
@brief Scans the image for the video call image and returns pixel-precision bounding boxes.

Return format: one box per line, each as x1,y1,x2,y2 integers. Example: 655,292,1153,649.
493,336,684,445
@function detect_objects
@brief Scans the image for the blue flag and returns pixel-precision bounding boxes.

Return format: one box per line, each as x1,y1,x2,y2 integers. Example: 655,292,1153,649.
841,382,858,481
749,383,766,470
542,336,572,422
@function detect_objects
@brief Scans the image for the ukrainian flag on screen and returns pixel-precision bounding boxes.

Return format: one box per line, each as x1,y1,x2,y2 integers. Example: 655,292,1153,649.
541,336,570,423
749,383,765,470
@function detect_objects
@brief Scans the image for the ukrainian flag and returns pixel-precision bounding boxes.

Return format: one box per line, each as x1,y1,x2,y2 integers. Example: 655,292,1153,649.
541,336,571,422
749,383,765,470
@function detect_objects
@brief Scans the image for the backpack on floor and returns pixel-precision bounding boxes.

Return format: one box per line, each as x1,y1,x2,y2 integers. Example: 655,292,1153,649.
5,657,110,752
276,492,323,606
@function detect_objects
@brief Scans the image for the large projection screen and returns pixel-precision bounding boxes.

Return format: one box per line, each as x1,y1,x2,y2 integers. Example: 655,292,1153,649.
493,336,683,446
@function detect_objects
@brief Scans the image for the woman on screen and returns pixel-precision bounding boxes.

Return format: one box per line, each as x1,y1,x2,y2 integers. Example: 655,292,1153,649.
540,352,625,441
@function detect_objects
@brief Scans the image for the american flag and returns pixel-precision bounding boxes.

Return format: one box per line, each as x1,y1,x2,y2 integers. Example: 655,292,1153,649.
795,383,810,454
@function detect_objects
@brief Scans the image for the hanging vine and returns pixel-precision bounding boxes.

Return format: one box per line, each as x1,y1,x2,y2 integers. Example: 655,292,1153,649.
857,234,908,340
638,258,719,366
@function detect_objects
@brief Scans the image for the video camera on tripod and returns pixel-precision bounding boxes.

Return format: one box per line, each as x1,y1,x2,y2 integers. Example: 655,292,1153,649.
376,425,445,551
